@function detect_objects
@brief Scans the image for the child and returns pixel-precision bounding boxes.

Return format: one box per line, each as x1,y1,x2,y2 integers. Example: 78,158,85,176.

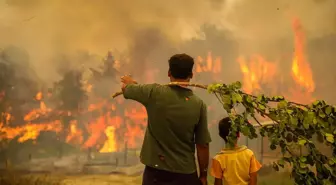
210,117,262,185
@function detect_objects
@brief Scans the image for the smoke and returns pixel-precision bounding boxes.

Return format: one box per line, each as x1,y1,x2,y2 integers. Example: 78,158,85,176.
0,0,221,81
0,0,335,82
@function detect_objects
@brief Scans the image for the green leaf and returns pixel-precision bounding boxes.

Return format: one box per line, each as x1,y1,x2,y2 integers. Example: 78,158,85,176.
318,110,326,118
241,126,250,136
258,104,266,111
277,100,288,109
246,96,253,103
232,81,242,89
299,162,307,168
221,94,232,112
313,118,318,125
300,156,307,162
278,159,285,167
298,139,307,146
272,96,285,101
303,122,310,129
325,106,332,115
232,93,243,104
325,133,334,143
290,117,298,126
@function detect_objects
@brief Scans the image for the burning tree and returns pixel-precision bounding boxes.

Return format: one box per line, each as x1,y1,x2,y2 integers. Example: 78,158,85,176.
0,47,40,162
54,70,87,157
0,62,12,159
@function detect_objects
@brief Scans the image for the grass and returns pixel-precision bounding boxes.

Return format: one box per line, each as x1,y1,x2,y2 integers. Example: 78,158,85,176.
0,171,62,185
0,163,293,185
0,171,292,185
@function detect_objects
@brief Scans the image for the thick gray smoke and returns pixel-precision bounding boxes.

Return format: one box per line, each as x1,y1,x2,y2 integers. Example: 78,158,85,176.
0,0,335,82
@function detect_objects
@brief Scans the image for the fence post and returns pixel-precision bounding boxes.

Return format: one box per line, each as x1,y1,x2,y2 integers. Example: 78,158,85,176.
260,136,264,164
124,141,128,165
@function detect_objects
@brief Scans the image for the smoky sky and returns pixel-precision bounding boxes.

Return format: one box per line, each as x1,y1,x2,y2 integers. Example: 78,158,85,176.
0,0,335,82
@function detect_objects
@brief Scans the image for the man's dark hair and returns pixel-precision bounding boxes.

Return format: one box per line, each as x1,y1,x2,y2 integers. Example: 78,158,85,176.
218,117,238,142
168,53,194,79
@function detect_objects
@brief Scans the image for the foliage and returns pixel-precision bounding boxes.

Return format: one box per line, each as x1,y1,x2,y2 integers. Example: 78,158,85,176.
207,81,336,185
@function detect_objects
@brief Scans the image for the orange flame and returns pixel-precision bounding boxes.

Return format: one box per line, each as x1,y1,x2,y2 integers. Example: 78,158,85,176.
291,17,315,93
237,17,315,104
237,55,277,94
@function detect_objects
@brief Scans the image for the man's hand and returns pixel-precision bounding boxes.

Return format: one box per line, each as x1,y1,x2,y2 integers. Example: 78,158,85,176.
121,75,137,85
199,176,207,185
196,144,209,185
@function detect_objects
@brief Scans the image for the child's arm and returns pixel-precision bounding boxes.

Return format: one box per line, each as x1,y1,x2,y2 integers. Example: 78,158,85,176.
210,158,223,185
249,172,257,185
214,178,223,185
249,155,262,185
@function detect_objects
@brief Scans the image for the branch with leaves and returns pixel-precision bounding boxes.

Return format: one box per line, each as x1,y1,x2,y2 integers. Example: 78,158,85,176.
112,81,335,185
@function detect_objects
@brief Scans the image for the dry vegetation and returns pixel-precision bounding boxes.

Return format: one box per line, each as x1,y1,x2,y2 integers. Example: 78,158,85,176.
0,166,291,185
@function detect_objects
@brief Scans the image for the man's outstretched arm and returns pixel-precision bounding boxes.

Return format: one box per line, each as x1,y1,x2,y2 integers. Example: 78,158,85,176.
121,75,155,105
195,102,212,185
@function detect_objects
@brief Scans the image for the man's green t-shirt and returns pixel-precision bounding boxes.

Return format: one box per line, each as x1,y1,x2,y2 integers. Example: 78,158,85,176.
123,83,211,174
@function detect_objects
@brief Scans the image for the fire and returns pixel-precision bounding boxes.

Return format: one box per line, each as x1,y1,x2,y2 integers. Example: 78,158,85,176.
196,52,222,74
66,120,83,144
237,55,277,94
99,126,117,153
0,17,317,154
0,121,62,143
238,17,315,103
291,17,315,93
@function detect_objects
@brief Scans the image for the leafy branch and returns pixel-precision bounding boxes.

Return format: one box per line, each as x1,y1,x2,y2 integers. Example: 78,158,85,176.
113,81,336,185
207,81,336,185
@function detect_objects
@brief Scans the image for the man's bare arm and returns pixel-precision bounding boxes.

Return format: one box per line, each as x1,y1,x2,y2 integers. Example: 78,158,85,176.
249,172,257,185
196,144,209,178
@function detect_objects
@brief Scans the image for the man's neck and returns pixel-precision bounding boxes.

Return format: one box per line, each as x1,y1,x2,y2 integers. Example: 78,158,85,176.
170,80,190,88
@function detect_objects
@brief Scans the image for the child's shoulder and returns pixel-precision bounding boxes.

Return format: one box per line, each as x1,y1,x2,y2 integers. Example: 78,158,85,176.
214,146,255,157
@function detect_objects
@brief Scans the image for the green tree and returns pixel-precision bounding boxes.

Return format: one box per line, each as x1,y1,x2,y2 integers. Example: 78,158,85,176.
207,81,336,185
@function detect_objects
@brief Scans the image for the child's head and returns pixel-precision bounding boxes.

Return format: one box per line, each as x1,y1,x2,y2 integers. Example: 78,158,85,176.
218,117,239,143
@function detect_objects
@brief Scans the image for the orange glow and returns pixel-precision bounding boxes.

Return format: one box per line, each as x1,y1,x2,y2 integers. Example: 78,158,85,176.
196,52,221,74
237,55,277,94
0,17,317,153
99,126,117,153
237,17,315,104
66,120,83,144
291,17,315,93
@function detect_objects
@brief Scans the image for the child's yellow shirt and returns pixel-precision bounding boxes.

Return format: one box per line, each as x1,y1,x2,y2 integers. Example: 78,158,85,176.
210,145,262,185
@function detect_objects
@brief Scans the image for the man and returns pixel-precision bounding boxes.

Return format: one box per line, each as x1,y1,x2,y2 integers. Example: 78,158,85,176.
121,53,211,185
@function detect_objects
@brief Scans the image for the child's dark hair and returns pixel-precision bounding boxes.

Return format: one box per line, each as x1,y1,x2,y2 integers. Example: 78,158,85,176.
218,117,239,142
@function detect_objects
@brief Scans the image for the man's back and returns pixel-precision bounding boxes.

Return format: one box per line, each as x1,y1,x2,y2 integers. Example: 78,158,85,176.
123,83,210,174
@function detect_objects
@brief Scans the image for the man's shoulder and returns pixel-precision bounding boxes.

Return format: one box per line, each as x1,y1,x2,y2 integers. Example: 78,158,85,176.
189,93,206,105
